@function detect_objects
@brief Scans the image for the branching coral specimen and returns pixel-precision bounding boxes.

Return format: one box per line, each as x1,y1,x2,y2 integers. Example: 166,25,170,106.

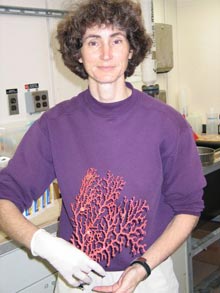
70,168,149,267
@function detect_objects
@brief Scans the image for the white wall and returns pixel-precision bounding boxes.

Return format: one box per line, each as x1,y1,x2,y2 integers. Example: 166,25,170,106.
153,0,179,108
0,0,87,125
154,0,220,127
1,0,220,127
177,0,220,123
0,0,179,125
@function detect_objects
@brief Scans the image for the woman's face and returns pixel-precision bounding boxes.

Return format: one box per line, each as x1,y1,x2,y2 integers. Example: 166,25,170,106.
79,25,133,85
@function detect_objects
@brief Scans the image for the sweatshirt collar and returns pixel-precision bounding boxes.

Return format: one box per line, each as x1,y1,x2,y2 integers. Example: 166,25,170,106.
83,82,136,117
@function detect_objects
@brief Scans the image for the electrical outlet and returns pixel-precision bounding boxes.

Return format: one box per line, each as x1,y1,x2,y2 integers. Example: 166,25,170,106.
6,89,19,115
25,90,49,114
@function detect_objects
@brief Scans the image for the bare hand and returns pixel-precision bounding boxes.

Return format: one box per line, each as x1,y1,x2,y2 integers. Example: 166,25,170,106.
93,264,146,293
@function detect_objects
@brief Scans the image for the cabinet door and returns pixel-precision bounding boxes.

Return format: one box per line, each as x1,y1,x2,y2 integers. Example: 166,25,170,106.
18,273,57,293
0,246,56,293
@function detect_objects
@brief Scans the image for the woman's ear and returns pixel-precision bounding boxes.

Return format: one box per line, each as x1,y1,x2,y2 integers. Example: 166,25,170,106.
78,57,83,63
128,50,133,60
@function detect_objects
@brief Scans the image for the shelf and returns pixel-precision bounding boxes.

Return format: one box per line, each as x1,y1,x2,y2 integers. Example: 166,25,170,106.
194,268,220,292
0,5,67,18
187,158,220,292
202,159,220,175
191,227,220,257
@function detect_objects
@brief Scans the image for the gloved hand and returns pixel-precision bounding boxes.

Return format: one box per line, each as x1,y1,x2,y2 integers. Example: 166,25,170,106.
31,229,105,287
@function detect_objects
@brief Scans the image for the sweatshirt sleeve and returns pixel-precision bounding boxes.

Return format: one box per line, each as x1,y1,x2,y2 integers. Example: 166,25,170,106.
161,122,206,216
0,116,56,212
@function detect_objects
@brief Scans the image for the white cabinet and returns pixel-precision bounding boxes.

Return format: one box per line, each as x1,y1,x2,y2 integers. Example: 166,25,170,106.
19,274,56,293
0,224,57,293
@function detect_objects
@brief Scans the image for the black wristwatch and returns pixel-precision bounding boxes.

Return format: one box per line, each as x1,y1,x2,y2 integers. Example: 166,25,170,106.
130,256,151,280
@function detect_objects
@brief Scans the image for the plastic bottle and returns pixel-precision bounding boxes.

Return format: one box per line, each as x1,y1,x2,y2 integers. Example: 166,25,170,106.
206,108,219,135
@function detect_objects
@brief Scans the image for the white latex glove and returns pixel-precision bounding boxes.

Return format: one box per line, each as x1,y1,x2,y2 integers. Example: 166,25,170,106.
31,229,105,287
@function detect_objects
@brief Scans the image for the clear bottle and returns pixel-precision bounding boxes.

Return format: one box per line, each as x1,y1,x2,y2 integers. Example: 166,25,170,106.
206,108,219,135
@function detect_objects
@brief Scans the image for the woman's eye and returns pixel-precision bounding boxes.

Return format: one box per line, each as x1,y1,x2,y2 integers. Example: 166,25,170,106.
88,40,99,47
113,39,122,45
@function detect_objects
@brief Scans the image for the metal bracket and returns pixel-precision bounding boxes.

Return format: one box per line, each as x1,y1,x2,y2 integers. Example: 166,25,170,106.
0,5,67,18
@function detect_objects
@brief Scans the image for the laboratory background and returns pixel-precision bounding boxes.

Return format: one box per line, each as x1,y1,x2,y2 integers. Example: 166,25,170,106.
0,0,220,292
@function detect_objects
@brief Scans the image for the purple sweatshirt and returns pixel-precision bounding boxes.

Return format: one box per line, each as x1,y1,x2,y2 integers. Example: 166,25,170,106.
0,83,206,271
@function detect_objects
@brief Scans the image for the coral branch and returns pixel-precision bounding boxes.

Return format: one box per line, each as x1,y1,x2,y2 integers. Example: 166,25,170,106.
70,168,149,267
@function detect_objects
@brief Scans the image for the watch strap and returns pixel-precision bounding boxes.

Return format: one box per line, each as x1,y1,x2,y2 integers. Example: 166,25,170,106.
130,257,151,279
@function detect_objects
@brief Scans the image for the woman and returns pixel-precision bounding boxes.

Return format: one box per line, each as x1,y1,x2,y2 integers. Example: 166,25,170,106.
0,0,206,292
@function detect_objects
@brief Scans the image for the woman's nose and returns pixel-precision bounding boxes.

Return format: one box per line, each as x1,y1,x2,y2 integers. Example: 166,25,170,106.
100,44,112,60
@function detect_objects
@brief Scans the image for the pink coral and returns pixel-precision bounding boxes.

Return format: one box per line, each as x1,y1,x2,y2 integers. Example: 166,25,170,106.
70,168,149,267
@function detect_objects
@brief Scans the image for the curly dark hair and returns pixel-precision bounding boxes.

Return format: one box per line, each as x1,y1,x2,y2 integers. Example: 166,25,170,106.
57,0,152,79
